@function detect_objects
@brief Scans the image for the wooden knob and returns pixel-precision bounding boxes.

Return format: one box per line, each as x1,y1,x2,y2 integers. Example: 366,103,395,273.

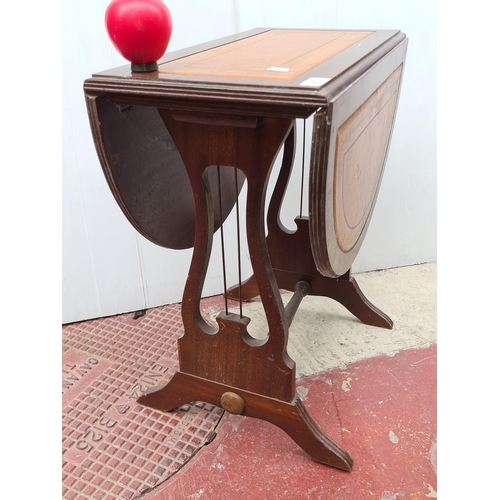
221,392,245,414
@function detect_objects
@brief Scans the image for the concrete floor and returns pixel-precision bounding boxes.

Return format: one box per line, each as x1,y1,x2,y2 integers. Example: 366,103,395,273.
62,262,437,500
209,262,437,378
150,262,437,500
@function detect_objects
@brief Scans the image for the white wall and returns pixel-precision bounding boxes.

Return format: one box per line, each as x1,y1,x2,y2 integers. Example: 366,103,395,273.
62,0,436,324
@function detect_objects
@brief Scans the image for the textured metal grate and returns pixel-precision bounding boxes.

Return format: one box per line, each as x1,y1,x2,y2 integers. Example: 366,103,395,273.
62,303,224,500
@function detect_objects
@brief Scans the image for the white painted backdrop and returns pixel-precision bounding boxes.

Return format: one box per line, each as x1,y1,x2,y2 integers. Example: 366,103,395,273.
62,0,436,324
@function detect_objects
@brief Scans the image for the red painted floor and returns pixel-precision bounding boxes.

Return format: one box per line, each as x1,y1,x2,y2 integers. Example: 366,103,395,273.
146,345,437,500
62,303,226,500
62,298,436,499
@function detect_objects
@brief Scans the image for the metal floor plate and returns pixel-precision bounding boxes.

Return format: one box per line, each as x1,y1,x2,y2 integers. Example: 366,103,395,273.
62,304,224,500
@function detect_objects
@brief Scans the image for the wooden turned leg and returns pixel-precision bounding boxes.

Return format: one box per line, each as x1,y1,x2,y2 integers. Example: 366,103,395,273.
138,371,353,471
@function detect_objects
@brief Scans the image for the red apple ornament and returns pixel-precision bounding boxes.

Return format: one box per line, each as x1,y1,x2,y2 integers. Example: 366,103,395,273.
105,0,172,72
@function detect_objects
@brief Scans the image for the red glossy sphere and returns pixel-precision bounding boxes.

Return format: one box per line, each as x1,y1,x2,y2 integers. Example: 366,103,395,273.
105,0,172,64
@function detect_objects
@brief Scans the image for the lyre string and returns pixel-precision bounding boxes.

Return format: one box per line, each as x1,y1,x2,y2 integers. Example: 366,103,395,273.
299,119,306,218
234,168,243,318
217,165,229,315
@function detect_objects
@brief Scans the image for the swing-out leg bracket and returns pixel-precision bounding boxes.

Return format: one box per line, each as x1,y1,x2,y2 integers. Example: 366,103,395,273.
227,124,393,330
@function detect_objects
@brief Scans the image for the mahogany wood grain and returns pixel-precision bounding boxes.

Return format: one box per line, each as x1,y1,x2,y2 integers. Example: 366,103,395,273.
157,109,296,401
85,96,244,249
84,30,405,119
227,125,393,329
334,66,402,253
309,41,408,277
138,371,353,471
159,30,372,81
84,28,407,471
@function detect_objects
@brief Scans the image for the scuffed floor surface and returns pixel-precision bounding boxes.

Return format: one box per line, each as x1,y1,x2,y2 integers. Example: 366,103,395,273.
146,345,437,500
62,263,436,499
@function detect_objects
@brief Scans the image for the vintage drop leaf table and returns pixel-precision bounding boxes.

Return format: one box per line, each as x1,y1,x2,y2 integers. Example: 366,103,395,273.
84,28,408,471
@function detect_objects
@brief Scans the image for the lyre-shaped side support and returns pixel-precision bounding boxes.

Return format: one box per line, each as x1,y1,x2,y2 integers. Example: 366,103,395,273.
137,111,353,471
156,109,295,401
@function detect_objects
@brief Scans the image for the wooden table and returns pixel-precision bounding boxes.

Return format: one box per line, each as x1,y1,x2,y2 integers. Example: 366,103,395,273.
84,28,408,471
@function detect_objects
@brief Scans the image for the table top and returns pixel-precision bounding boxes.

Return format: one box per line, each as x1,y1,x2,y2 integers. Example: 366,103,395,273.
85,28,406,118
158,29,372,83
